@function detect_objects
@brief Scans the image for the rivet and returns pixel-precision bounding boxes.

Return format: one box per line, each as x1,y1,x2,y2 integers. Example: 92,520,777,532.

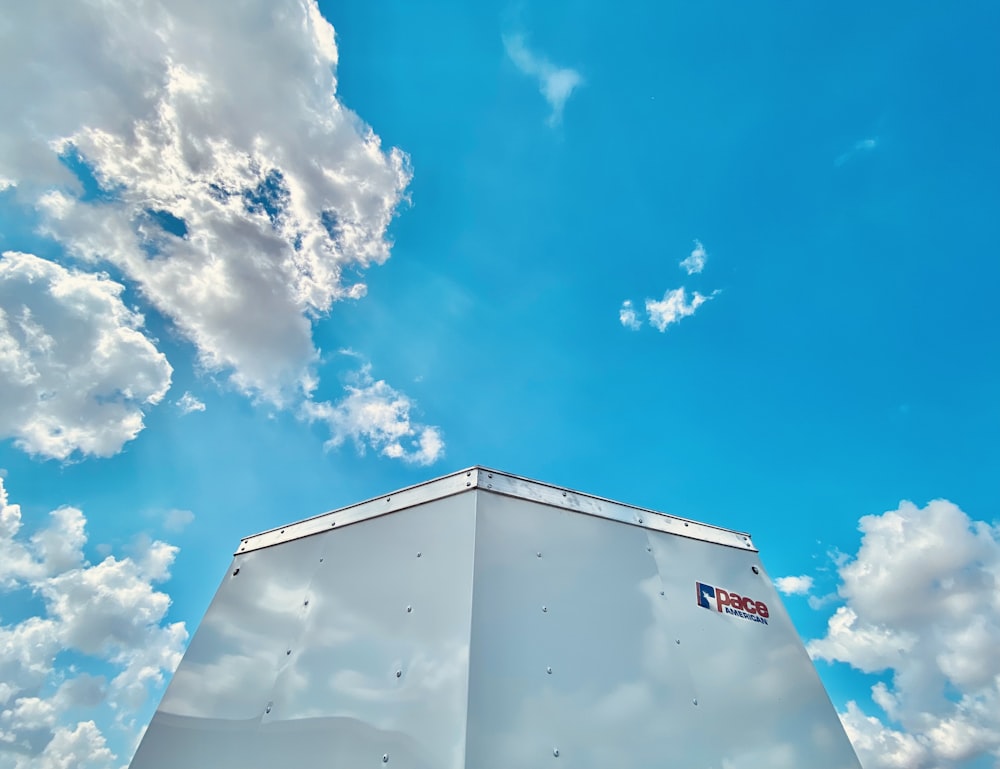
286,649,291,655
416,552,422,558
659,591,664,596
692,698,698,706
562,492,566,497
646,546,652,552
542,606,548,613
386,497,391,503
265,702,272,714
395,670,402,678
488,483,493,488
553,748,560,757
232,568,240,576
488,473,493,478
546,666,552,674
536,551,542,558
637,517,643,524
466,482,471,487
383,754,389,763
240,545,245,550
304,600,309,606
319,557,324,562
751,565,759,574
466,471,471,476
280,529,285,534
330,521,336,527
406,605,412,613
676,639,681,644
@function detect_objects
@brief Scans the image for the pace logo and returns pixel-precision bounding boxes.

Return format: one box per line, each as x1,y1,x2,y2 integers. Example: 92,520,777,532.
696,581,769,625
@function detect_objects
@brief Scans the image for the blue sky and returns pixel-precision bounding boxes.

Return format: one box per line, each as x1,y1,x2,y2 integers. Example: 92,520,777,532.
1,1,998,767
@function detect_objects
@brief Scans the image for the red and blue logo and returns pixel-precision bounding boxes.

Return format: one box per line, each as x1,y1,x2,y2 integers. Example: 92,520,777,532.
696,582,769,625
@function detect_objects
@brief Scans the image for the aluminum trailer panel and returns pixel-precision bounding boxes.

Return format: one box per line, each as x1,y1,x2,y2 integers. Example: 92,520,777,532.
130,467,861,769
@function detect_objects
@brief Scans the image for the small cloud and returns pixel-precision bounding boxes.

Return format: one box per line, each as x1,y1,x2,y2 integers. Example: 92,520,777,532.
645,288,714,332
619,300,641,330
162,509,194,533
303,364,444,466
679,240,707,275
835,137,878,167
775,575,814,596
807,593,836,610
503,34,583,126
176,392,205,414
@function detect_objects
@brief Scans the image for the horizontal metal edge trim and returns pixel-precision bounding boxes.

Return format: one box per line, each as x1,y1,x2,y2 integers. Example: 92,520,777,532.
234,466,756,554
235,470,479,554
477,470,757,552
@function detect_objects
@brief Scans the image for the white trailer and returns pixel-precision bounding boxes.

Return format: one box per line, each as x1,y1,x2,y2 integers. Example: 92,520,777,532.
130,467,862,769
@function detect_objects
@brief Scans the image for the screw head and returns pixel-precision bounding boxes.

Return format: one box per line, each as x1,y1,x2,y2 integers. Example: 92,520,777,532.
406,605,412,613
751,565,759,574
395,670,402,678
383,754,389,763
553,748,560,757
546,666,552,674
232,568,240,576
542,605,548,613
692,698,698,706
265,702,272,714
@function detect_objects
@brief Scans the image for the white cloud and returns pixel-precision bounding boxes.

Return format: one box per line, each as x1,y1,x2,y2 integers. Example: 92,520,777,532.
303,365,444,465
679,240,707,275
0,476,186,768
175,392,205,415
503,34,583,125
2,0,411,406
619,300,641,330
645,287,713,332
775,575,814,596
0,252,172,461
808,499,1000,769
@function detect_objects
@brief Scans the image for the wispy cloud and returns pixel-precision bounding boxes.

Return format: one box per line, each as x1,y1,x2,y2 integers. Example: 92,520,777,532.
619,300,641,330
176,392,205,415
645,288,713,332
163,508,195,532
835,137,878,167
503,34,583,125
679,240,707,275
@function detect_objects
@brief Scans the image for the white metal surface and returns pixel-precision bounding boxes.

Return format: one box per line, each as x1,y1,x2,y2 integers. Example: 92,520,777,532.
237,467,757,554
129,471,860,769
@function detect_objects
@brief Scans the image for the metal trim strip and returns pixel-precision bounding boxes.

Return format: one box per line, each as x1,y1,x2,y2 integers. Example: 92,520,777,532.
235,466,757,554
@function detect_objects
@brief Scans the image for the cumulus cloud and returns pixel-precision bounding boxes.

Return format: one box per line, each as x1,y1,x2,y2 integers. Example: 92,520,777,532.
679,240,707,275
619,300,641,330
645,288,713,332
2,0,411,406
775,575,814,596
0,252,172,460
303,365,443,465
503,34,583,125
0,476,186,768
808,499,1000,769
175,392,205,415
